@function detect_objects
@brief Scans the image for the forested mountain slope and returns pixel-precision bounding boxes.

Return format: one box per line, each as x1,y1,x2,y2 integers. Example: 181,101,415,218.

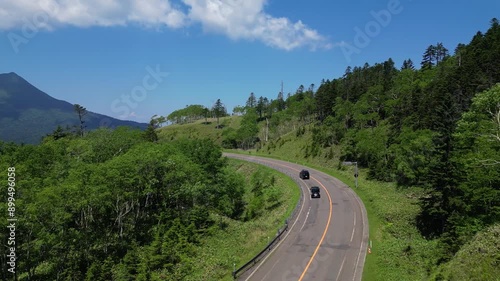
0,72,147,144
160,18,500,280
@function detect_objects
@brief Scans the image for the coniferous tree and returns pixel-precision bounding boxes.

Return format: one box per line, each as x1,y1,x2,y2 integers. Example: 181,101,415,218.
401,58,415,70
276,91,286,111
47,125,72,140
342,66,353,100
203,107,210,123
315,79,337,121
265,98,274,118
454,43,466,67
435,42,449,65
421,45,436,69
256,96,265,119
308,83,315,93
245,92,256,109
212,99,227,128
296,84,304,94
143,118,159,142
263,97,270,117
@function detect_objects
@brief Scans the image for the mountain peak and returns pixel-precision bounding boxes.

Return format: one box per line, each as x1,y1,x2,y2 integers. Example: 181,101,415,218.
1,72,22,77
0,72,148,144
1,72,19,76
0,72,35,90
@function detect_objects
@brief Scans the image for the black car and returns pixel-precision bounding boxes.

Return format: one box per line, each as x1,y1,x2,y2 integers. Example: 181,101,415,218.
299,169,310,179
310,186,320,198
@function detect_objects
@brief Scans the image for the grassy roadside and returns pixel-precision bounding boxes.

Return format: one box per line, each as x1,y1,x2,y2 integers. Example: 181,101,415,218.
157,117,241,144
226,149,441,281
186,158,301,281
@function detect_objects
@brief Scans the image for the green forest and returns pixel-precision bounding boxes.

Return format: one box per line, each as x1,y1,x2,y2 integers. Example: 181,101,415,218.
303,19,495,257
0,126,300,280
165,19,500,278
235,18,499,272
1,17,499,281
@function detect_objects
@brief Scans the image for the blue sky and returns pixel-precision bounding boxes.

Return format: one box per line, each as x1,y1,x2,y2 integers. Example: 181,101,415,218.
1,0,498,123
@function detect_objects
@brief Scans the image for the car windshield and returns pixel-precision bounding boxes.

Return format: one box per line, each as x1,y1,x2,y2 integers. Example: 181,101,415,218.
311,187,320,192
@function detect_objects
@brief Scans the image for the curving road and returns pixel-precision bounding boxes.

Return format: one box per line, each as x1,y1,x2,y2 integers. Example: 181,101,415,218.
225,153,369,281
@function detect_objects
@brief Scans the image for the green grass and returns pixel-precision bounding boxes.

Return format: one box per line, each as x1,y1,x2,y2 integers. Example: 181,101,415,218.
432,223,500,281
158,116,241,144
186,158,301,281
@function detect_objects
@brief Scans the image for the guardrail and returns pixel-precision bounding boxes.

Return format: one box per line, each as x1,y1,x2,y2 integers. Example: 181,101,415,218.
231,220,289,279
231,162,304,280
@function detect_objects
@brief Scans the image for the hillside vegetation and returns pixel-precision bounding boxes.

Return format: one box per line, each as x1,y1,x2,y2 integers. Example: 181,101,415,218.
434,223,500,281
0,127,299,280
158,116,241,145
159,19,500,280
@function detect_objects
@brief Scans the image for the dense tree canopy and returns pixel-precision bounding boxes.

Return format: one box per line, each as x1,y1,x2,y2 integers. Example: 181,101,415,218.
0,128,255,280
166,104,209,124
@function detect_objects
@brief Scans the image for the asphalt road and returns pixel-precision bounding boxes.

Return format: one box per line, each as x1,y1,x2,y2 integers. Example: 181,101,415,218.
225,153,369,281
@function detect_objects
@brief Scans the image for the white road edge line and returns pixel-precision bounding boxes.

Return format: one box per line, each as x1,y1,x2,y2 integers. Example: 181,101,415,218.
336,255,347,281
244,171,307,281
299,207,311,233
350,212,356,242
352,193,367,281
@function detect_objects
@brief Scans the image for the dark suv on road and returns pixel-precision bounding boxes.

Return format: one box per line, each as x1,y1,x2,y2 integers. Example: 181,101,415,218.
310,186,320,198
299,169,310,179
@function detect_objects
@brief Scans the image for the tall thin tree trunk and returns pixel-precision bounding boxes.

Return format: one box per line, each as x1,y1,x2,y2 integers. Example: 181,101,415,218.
265,117,269,142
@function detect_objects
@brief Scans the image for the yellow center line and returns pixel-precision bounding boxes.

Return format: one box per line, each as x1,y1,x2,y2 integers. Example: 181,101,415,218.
298,176,332,281
236,156,333,281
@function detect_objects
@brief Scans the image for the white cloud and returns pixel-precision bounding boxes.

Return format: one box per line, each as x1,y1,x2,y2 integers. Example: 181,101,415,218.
128,0,186,28
0,0,331,50
0,0,186,30
183,0,331,50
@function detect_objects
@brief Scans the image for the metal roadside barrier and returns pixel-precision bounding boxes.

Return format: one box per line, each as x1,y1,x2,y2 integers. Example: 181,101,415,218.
231,222,288,279
232,166,304,280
